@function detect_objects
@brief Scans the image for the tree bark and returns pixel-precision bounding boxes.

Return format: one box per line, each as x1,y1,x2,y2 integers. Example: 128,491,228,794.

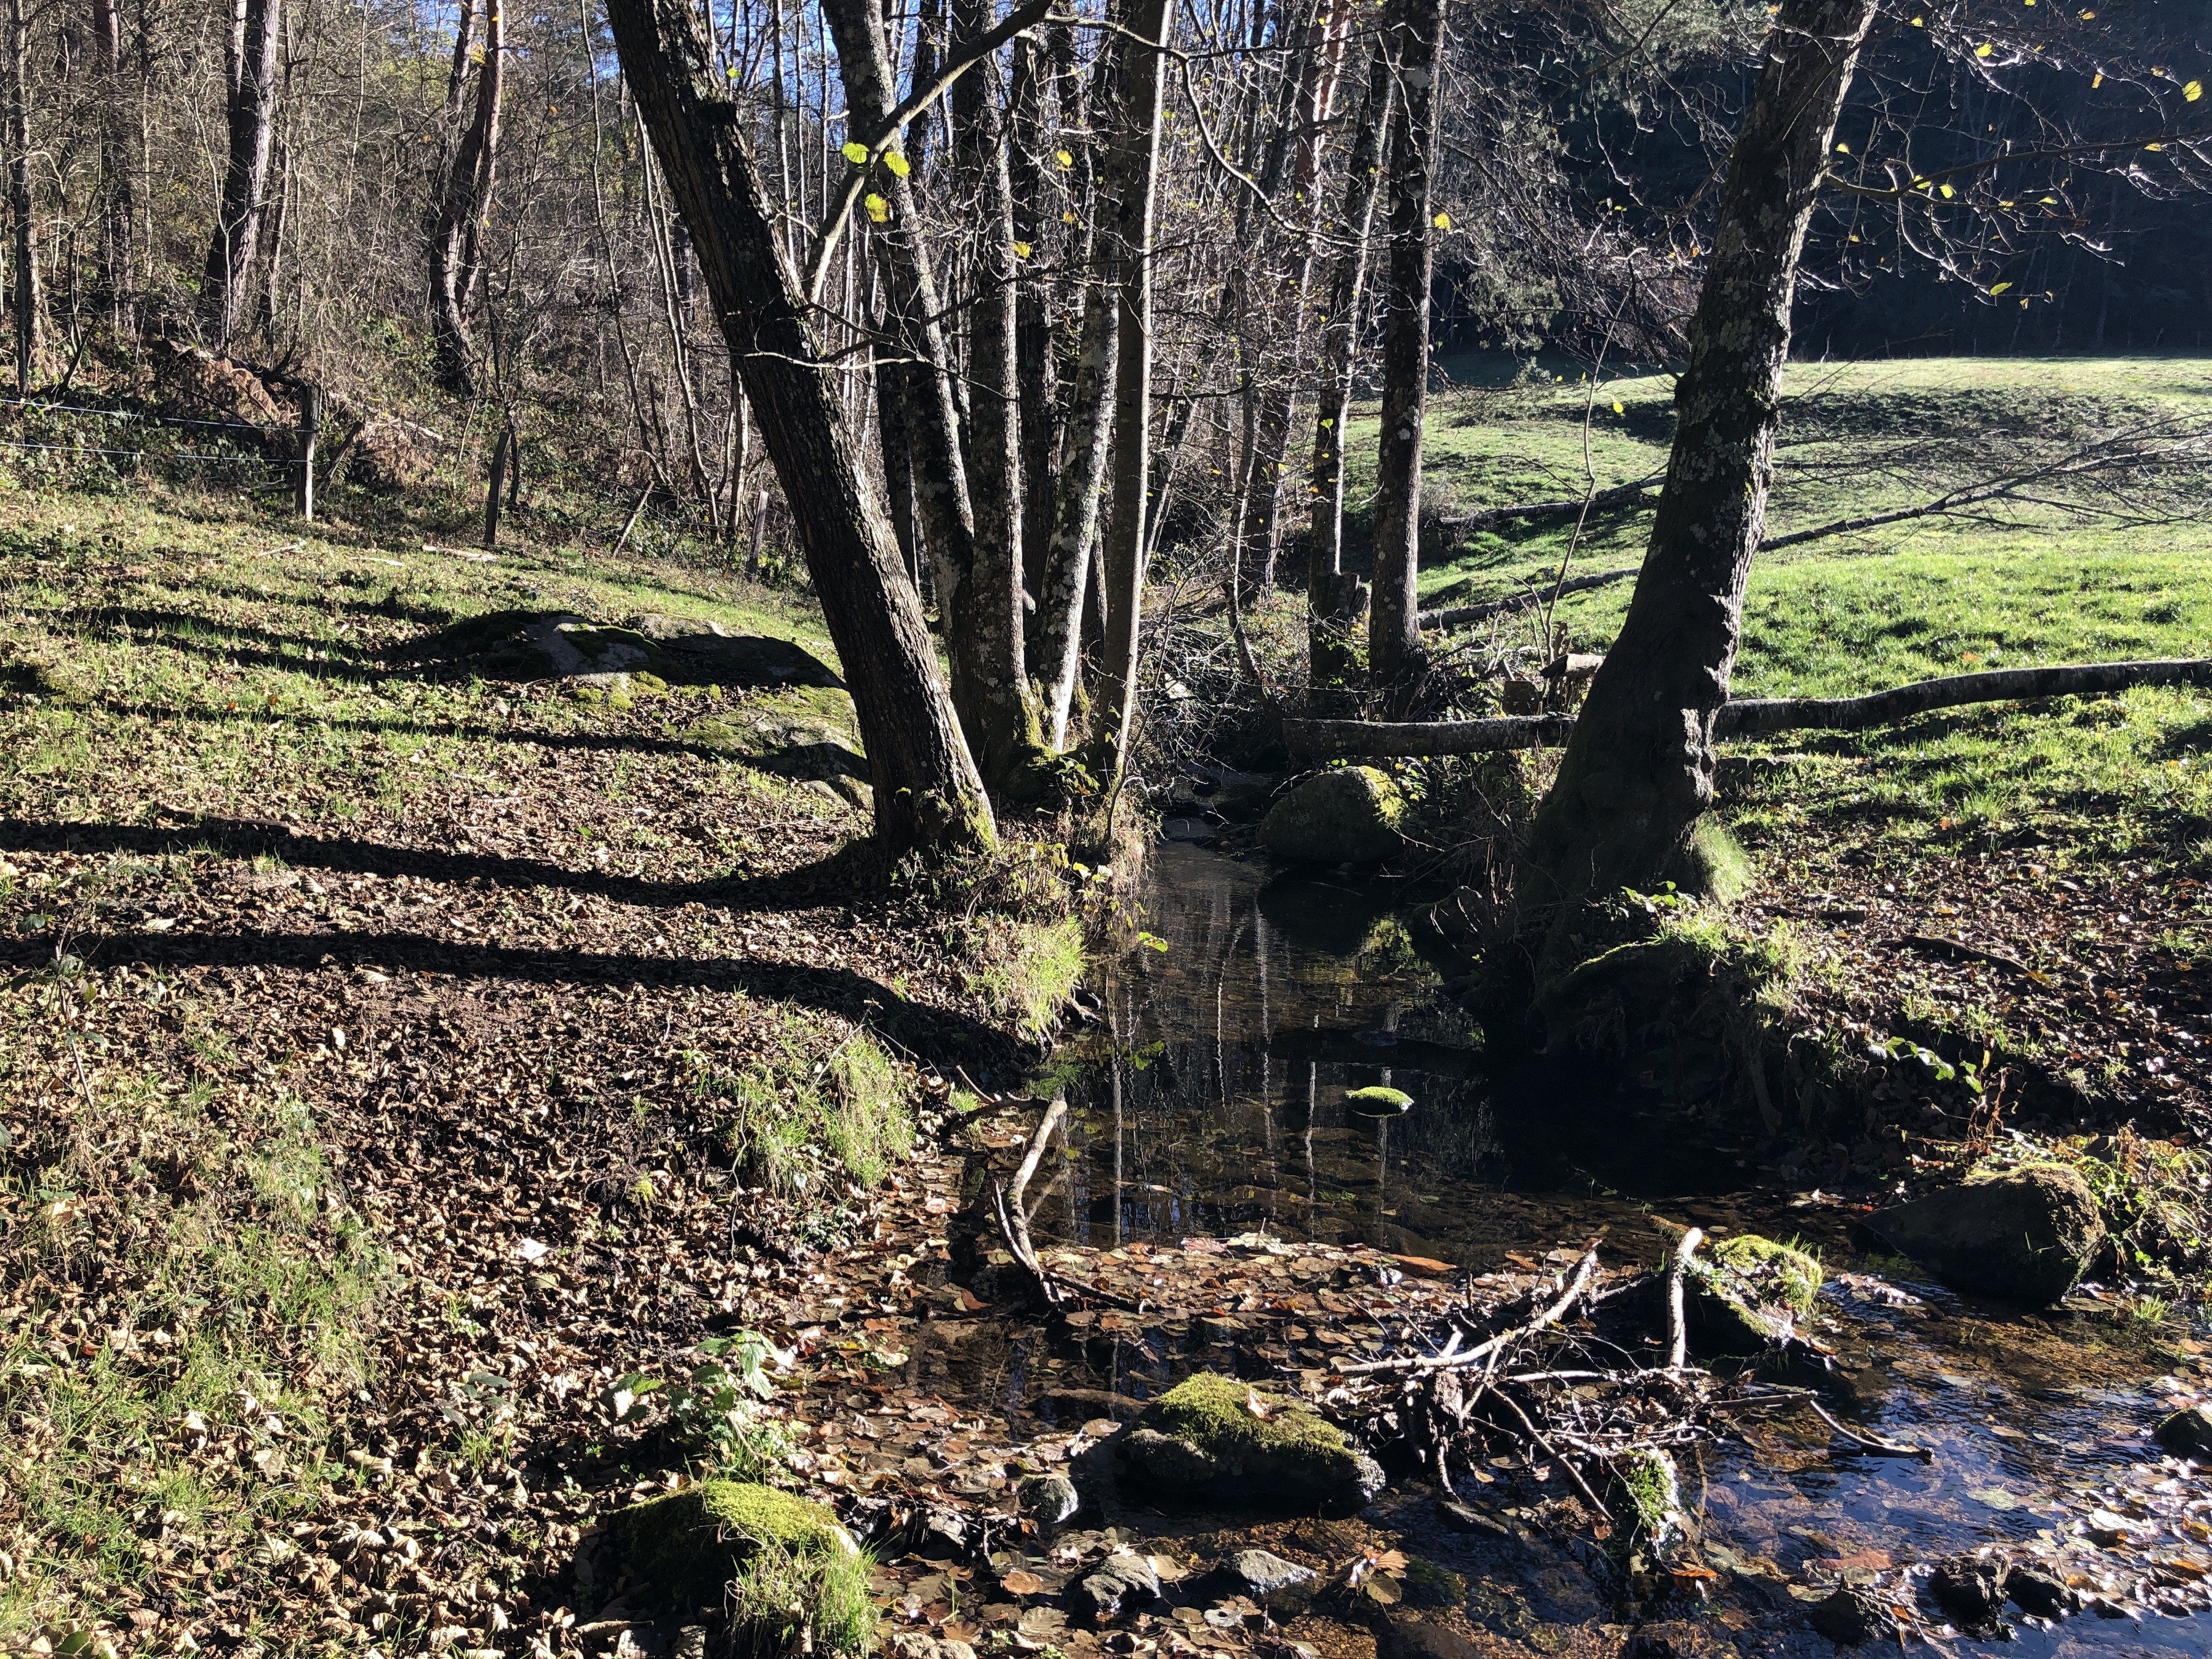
819,0,994,765
92,0,133,328
603,0,994,857
3,0,36,391
430,0,504,393
873,337,919,590
950,0,1046,792
1364,0,1444,706
1034,255,1115,751
1306,32,1391,702
1008,33,1059,614
1516,0,1881,941
201,0,279,353
1089,0,1173,789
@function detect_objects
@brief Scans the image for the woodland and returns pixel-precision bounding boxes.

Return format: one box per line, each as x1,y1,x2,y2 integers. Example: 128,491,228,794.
3,0,2212,1656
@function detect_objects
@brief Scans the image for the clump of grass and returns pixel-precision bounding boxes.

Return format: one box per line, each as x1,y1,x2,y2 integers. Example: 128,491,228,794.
962,914,1086,1040
728,1536,878,1659
692,1021,915,1202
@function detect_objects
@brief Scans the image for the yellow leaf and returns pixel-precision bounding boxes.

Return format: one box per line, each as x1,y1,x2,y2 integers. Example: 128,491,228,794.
1939,183,1955,197
2040,195,2057,203
2093,71,2104,87
1056,149,1075,168
2190,80,2205,101
1911,12,1923,20
2147,141,2165,151
1990,280,2012,294
864,192,889,222
883,150,911,178
1611,400,1624,414
1062,210,1078,223
1432,211,1452,230
1834,142,1849,153
1012,240,1032,258
841,140,869,165
1976,41,1993,56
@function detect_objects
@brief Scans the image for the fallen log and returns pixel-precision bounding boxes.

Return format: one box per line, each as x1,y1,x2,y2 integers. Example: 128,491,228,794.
1284,657,2212,758
1417,566,1635,631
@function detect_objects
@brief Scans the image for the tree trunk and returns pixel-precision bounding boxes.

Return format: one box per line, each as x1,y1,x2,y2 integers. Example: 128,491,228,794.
1088,0,1173,789
201,0,279,354
1305,35,1391,703
1008,33,1059,618
1035,252,1116,750
1516,0,1881,962
4,0,36,391
603,0,994,857
950,0,1046,792
819,0,994,766
92,0,132,329
1364,0,1443,706
430,0,503,393
873,337,920,590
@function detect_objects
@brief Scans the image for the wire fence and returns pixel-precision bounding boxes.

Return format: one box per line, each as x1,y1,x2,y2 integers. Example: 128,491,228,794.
0,387,322,514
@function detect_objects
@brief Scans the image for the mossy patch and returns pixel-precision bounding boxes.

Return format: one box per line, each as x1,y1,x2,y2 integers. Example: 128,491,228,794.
608,1480,854,1612
1709,1234,1822,1316
961,915,1086,1040
1609,1448,1683,1556
1120,1371,1383,1513
1345,1086,1414,1116
1402,1557,1468,1609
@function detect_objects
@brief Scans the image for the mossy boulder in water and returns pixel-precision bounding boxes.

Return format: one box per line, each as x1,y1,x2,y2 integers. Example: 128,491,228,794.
1260,768,1407,865
1865,1164,2103,1306
1119,1372,1383,1513
1664,1233,1823,1356
607,1480,855,1611
1345,1086,1414,1117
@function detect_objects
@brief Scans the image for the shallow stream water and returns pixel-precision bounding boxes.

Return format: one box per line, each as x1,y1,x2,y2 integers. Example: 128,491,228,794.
999,842,2212,1655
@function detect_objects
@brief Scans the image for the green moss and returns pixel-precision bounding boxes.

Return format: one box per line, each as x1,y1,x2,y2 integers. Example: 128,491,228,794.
1672,817,1754,907
1710,1234,1823,1316
1612,1448,1681,1553
1402,1558,1467,1609
964,915,1085,1040
608,1480,854,1615
1152,1373,1355,1465
824,1036,913,1188
1344,1086,1414,1115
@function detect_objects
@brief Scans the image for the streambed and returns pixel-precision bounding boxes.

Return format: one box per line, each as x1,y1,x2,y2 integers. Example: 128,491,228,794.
970,842,2212,1656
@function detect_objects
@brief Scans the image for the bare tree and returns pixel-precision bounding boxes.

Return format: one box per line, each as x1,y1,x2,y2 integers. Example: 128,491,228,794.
1517,0,1883,970
202,0,280,353
430,0,504,393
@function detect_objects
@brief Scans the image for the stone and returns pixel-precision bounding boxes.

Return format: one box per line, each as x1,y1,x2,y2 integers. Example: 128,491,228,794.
477,615,664,681
1401,1558,1466,1610
684,686,870,809
1707,1234,1823,1316
1344,1086,1414,1117
1808,1584,1905,1646
607,1480,853,1611
2154,1404,2212,1457
2006,1566,2076,1620
1016,1473,1080,1530
1375,1617,1480,1659
1117,1372,1383,1514
629,616,843,690
1260,767,1407,865
1217,1549,1316,1606
1678,1234,1825,1356
1074,1549,1161,1621
1928,1551,2010,1630
1865,1164,2104,1306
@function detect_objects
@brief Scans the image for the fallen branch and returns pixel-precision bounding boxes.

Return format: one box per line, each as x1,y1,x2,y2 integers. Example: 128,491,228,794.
1285,657,2212,758
1417,567,1635,631
1805,1397,1933,1462
995,1093,1068,1307
1338,1248,1599,1377
1665,1227,1703,1372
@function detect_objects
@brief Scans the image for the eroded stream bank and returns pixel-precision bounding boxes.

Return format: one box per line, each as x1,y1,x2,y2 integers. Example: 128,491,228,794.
874,841,2212,1659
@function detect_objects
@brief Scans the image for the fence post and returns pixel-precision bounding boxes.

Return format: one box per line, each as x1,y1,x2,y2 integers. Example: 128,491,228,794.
295,382,321,521
483,421,511,550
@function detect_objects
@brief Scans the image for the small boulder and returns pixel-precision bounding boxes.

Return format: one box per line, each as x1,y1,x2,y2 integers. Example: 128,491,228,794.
1260,767,1407,865
1016,1473,1080,1530
1376,1618,1481,1659
631,616,843,690
1345,1086,1414,1118
2006,1566,2077,1620
1073,1549,1161,1621
1929,1551,2010,1631
684,686,870,808
607,1480,853,1611
1809,1584,1906,1646
1118,1372,1383,1514
1865,1165,2103,1306
2157,1405,2212,1457
1214,1548,1317,1608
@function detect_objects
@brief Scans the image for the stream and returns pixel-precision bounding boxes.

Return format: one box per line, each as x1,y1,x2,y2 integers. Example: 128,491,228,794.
950,842,2212,1655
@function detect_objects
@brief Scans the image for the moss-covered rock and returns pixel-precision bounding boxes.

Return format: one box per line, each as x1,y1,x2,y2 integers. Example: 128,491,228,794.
685,687,871,808
1260,767,1407,865
1118,1372,1382,1513
608,1480,854,1612
1609,1447,1682,1554
1866,1163,2103,1307
630,616,843,689
1344,1086,1414,1117
1708,1234,1822,1317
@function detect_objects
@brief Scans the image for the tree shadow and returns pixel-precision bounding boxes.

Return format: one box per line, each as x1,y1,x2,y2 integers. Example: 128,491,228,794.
0,814,889,917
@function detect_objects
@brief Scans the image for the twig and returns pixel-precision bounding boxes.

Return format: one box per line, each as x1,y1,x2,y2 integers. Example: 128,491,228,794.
1805,1397,1932,1461
1338,1248,1599,1376
1008,1091,1068,1209
1666,1227,1703,1372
